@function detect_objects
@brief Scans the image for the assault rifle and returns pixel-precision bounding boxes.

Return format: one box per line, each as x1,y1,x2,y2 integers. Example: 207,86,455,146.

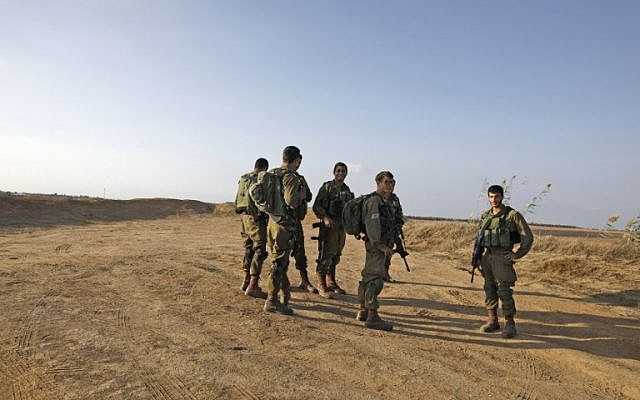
470,215,495,283
470,230,485,283
310,221,327,265
394,230,411,272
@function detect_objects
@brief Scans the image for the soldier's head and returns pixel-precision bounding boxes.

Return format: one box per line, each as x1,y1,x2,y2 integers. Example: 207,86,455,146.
254,158,269,172
282,146,302,171
333,162,348,183
487,185,504,208
375,171,395,198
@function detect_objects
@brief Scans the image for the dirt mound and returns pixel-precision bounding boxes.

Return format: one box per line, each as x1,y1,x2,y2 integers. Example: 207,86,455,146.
211,202,236,217
0,194,214,228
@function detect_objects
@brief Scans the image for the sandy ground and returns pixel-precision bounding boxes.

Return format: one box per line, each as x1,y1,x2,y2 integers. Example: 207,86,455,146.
1,214,639,400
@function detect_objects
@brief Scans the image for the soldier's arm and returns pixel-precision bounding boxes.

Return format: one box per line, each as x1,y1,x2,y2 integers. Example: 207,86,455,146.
300,176,313,203
282,173,304,209
364,197,392,254
312,183,330,219
396,197,406,226
512,212,534,259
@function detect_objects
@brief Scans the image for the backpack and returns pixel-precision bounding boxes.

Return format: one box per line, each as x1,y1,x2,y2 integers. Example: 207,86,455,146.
234,173,254,214
342,193,374,235
249,170,283,215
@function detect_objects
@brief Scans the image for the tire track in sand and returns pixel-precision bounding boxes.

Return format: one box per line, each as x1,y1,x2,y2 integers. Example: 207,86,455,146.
114,305,200,400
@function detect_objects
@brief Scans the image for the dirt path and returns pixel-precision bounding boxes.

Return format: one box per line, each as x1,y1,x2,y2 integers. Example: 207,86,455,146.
1,215,638,399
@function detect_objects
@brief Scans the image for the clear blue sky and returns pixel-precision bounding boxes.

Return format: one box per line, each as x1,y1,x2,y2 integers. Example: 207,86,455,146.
1,1,638,227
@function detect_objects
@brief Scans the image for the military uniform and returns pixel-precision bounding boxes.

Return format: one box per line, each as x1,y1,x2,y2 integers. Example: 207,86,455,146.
239,171,269,279
476,205,533,338
356,192,403,330
312,180,354,276
382,194,404,281
264,166,313,310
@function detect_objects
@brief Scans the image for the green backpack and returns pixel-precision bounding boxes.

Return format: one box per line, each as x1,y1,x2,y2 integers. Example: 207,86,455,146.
234,173,255,214
249,170,284,215
342,193,374,236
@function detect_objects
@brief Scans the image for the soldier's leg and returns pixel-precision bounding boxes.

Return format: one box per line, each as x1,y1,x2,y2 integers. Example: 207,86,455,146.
492,250,518,338
327,227,346,294
243,217,268,298
292,223,318,294
317,227,339,296
356,280,367,321
264,222,291,312
480,252,500,333
250,219,268,276
497,281,517,338
361,243,392,331
278,263,294,315
383,254,393,282
240,216,254,291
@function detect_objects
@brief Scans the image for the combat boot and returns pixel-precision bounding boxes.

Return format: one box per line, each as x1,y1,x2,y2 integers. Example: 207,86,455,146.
327,272,346,295
480,307,500,333
263,295,280,313
364,309,393,331
240,271,251,292
297,269,319,294
501,316,517,339
244,275,267,299
383,266,393,283
356,307,368,322
316,272,335,299
277,291,294,315
356,281,367,321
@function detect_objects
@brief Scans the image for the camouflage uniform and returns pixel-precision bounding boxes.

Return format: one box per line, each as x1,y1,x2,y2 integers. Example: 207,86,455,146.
312,180,354,275
479,206,534,317
383,194,404,281
265,167,312,299
358,193,403,312
239,171,269,277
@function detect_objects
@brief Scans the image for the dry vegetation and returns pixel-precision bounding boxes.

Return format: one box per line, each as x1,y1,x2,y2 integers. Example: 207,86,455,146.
404,219,640,293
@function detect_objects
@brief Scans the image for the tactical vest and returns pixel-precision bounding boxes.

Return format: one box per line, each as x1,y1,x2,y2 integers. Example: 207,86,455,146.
325,181,354,222
379,194,402,244
270,167,310,221
251,169,286,219
479,206,521,249
235,171,259,215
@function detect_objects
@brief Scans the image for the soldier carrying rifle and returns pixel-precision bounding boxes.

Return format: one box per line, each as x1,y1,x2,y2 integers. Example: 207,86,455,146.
471,185,534,338
312,162,354,298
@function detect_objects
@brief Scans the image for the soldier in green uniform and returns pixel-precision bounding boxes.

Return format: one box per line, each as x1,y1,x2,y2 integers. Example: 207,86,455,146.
312,162,354,298
355,171,402,331
236,158,269,298
476,185,534,338
263,146,315,315
382,178,405,283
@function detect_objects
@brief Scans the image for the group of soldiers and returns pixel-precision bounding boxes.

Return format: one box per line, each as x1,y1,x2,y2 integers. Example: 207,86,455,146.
235,145,533,337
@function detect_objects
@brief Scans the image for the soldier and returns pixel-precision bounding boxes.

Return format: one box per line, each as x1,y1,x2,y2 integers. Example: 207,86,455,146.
476,185,534,338
382,178,405,283
356,171,402,331
235,158,269,298
263,146,315,315
312,162,354,298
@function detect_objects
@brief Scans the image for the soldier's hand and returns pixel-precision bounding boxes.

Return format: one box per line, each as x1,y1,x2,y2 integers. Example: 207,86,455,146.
323,216,334,228
382,245,394,258
504,251,516,262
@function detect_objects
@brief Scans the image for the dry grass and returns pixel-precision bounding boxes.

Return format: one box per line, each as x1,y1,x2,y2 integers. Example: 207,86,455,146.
403,219,640,288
